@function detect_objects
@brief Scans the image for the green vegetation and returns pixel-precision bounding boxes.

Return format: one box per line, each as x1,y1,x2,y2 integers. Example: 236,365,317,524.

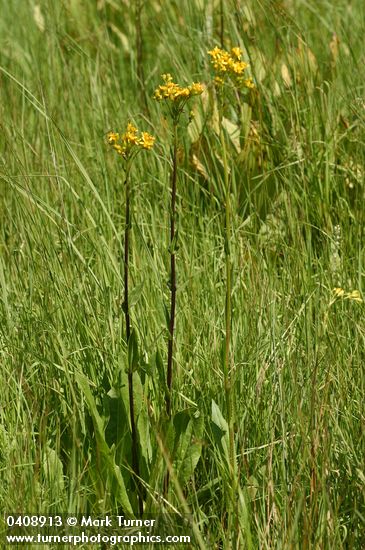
1,1,364,548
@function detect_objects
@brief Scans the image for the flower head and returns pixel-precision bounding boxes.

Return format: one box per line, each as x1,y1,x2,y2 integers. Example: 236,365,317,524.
231,47,242,60
153,74,204,103
138,131,155,150
189,82,205,96
345,290,363,303
208,46,253,89
124,123,139,145
333,287,345,298
244,77,255,89
107,132,119,145
332,287,363,303
107,123,155,160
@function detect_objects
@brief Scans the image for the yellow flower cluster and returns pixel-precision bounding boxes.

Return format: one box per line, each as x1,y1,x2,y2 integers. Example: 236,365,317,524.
208,46,254,89
332,287,363,303
154,74,204,102
107,123,155,159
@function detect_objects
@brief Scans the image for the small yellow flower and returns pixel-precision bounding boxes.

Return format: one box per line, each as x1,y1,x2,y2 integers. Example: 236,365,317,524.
208,46,230,73
177,87,191,99
244,77,255,89
333,287,345,297
208,45,254,89
346,290,363,303
107,132,119,145
124,123,139,145
153,74,204,103
230,60,249,75
231,47,242,60
126,123,137,133
107,123,155,159
113,144,125,156
189,82,204,96
214,75,224,86
332,287,363,302
138,132,155,150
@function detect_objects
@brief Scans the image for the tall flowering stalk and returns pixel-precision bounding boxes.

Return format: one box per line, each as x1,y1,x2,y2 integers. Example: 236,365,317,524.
154,75,203,495
107,123,155,514
208,46,254,535
154,74,204,419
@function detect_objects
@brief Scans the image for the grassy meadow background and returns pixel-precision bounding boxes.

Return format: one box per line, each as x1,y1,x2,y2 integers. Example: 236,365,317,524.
1,0,365,547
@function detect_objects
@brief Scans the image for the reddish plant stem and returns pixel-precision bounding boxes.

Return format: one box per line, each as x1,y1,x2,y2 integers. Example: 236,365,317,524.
166,123,178,419
124,172,143,516
163,122,178,497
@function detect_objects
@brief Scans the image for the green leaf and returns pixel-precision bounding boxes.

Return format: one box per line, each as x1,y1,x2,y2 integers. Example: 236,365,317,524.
104,387,131,465
169,229,179,254
171,409,204,485
42,444,65,498
140,359,155,377
177,413,204,485
136,377,153,469
128,282,144,308
211,400,229,463
173,410,191,443
75,372,134,515
222,117,241,154
154,348,167,392
128,328,139,373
